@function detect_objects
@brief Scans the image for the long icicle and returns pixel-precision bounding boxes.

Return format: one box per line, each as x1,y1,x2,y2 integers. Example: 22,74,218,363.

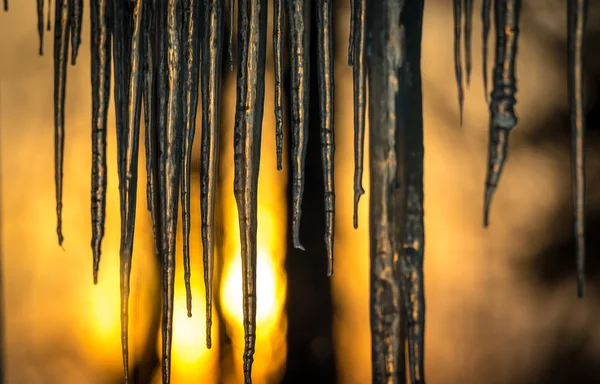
234,0,267,381
37,0,45,55
200,0,224,350
53,0,71,247
227,0,234,70
181,0,201,319
90,0,112,284
483,0,521,226
400,1,426,381
69,0,83,64
567,0,588,298
347,0,354,66
352,0,365,229
316,0,335,275
464,0,473,86
273,0,284,170
365,0,406,381
287,0,310,250
482,0,491,102
453,0,464,125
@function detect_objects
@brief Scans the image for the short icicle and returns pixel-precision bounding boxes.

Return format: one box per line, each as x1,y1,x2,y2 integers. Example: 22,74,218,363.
37,0,45,55
286,0,310,250
273,0,284,170
233,0,268,381
352,0,365,229
69,0,83,64
200,0,225,349
483,0,521,226
464,0,473,86
453,0,464,125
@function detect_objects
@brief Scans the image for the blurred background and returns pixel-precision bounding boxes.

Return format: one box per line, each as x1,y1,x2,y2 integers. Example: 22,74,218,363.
2,1,600,383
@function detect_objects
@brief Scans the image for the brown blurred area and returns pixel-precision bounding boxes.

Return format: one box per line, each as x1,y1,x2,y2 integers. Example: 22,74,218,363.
2,1,600,383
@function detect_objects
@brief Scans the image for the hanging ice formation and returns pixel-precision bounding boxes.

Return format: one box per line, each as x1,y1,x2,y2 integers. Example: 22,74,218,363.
0,0,592,383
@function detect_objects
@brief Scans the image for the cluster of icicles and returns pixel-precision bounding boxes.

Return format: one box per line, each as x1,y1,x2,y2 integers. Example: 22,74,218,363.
1,0,589,383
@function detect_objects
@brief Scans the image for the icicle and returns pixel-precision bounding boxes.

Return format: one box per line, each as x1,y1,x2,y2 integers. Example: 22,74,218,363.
352,0,365,229
69,0,83,65
37,0,45,55
158,1,184,382
233,0,268,381
365,0,406,381
3,0,7,11
90,0,112,285
287,0,310,250
483,0,521,226
316,0,335,275
48,0,52,30
348,0,354,66
464,0,473,86
181,0,201,319
453,0,464,125
227,0,234,71
53,0,71,247
482,0,491,102
567,0,588,298
273,0,284,171
200,0,224,350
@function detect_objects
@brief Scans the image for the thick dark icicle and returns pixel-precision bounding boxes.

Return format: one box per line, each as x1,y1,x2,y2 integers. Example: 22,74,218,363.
464,0,473,86
399,1,426,381
482,0,491,101
351,0,365,229
316,0,335,275
287,0,310,250
200,0,224,350
37,0,45,55
227,0,234,70
453,0,464,125
181,0,201,319
483,0,521,226
158,1,184,382
53,0,71,247
365,0,406,381
567,0,588,298
348,0,354,66
233,0,267,381
90,0,112,285
273,0,284,170
69,0,83,64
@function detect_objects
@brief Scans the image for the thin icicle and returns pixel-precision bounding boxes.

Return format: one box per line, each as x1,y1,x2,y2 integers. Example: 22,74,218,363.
200,0,224,350
53,0,71,247
365,0,405,380
316,0,335,275
287,0,310,250
273,0,284,170
37,0,45,55
567,0,588,298
69,0,83,65
233,0,267,381
48,0,52,30
348,0,354,67
483,0,521,226
464,0,473,86
181,0,201,319
227,0,234,71
3,0,6,11
352,0,365,229
453,0,464,125
482,0,491,102
90,0,112,284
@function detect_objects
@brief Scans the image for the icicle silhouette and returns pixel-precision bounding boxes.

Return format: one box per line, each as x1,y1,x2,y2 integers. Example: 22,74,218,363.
53,0,71,247
567,0,588,298
348,0,354,66
483,0,521,226
482,0,491,101
47,0,52,30
181,0,201,319
158,1,184,382
233,0,267,381
287,0,310,250
90,0,112,284
273,0,284,170
316,0,335,275
3,0,6,11
37,0,45,55
365,0,406,381
227,0,234,70
69,0,83,64
352,0,365,229
464,0,473,86
200,0,224,349
453,0,464,125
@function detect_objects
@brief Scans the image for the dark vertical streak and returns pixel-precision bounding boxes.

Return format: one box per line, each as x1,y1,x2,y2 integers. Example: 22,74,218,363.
37,0,45,55
482,0,491,102
366,0,406,381
273,0,284,170
567,0,588,298
453,0,464,125
181,0,201,318
464,0,473,86
53,0,70,247
287,0,310,250
483,0,521,227
200,0,224,349
348,0,354,66
69,0,83,65
90,0,112,284
316,0,335,275
234,0,267,381
3,0,6,11
47,0,52,30
351,0,365,229
228,0,235,71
